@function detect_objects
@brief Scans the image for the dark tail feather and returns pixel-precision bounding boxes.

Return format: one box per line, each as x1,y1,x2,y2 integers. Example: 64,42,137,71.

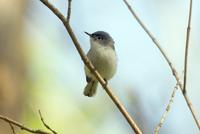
83,80,98,97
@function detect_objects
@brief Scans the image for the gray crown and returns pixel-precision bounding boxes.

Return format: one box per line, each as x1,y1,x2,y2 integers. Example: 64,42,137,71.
91,31,112,40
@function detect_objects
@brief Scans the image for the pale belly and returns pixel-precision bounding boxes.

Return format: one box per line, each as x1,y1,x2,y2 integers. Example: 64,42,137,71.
85,46,117,80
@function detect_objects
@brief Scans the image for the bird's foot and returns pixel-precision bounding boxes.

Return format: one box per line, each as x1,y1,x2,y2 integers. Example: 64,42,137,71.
104,78,108,85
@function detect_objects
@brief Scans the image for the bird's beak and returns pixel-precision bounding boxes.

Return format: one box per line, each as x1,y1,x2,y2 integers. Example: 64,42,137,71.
84,31,92,37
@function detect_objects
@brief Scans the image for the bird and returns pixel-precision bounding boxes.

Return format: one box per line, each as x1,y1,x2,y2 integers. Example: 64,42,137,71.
84,31,117,97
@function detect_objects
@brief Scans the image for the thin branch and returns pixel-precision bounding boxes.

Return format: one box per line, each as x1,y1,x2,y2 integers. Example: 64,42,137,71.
40,0,65,22
9,122,16,134
183,0,193,94
183,93,200,129
182,1,200,128
39,0,142,133
155,84,178,134
0,115,51,134
67,0,72,22
39,110,58,134
122,0,200,129
122,0,181,87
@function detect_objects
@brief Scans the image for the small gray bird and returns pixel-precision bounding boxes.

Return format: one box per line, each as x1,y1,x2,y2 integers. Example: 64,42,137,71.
84,31,117,97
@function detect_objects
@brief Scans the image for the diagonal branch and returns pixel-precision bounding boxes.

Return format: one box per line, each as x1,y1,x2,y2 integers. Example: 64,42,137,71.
39,0,142,133
122,0,181,87
0,114,51,134
40,0,65,22
39,110,57,134
155,84,178,134
183,0,193,94
9,122,16,134
122,0,200,129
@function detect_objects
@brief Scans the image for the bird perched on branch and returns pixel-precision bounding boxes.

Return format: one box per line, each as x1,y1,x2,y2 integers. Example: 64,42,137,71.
84,31,117,97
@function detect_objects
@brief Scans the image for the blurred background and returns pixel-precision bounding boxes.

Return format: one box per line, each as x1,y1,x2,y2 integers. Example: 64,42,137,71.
0,0,200,133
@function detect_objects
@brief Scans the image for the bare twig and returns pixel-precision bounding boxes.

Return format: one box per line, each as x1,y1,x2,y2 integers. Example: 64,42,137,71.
66,0,72,22
39,0,142,133
122,0,181,87
39,110,57,134
183,0,193,94
0,114,51,134
182,1,200,129
155,84,178,134
122,0,200,129
9,123,16,134
184,93,200,129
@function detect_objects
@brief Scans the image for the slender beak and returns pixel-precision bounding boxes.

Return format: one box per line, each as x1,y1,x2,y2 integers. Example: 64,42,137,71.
84,31,92,37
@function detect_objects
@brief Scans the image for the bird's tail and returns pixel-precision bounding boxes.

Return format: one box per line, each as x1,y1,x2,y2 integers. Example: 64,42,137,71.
83,80,98,97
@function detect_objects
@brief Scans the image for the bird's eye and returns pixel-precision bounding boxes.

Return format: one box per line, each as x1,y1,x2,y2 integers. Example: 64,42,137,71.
97,36,103,40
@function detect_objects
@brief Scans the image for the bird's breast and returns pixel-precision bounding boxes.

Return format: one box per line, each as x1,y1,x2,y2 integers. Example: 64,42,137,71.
86,45,117,80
